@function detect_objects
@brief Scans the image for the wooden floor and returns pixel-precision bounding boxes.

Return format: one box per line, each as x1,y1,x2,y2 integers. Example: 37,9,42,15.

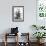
0,42,46,46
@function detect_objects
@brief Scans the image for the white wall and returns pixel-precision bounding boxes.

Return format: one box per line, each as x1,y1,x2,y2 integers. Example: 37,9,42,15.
0,0,37,42
0,0,36,34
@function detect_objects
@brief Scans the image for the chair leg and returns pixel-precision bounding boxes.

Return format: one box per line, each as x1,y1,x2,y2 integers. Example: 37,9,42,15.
4,41,7,46
4,33,7,46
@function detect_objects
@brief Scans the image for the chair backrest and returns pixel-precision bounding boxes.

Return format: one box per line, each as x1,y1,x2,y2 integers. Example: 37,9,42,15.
11,27,18,34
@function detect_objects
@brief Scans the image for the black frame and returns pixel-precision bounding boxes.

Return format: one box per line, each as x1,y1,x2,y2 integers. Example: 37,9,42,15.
12,6,24,22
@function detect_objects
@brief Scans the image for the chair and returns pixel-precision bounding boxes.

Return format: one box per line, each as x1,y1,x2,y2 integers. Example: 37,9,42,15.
4,33,18,46
4,27,19,46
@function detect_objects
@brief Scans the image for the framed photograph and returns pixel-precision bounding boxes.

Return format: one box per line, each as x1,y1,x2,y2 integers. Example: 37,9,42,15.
12,6,24,22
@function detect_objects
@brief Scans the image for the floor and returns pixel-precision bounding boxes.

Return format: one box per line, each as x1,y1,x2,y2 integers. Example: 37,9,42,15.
0,42,46,46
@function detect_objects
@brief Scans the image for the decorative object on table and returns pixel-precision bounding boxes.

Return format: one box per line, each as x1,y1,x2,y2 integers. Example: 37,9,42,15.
12,6,24,22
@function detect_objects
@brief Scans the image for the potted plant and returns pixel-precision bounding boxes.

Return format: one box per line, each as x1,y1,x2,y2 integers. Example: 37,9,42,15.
33,32,46,43
32,25,38,30
32,24,45,30
40,26,45,29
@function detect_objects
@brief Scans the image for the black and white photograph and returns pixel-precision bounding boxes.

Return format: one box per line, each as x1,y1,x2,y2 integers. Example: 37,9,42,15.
12,6,24,22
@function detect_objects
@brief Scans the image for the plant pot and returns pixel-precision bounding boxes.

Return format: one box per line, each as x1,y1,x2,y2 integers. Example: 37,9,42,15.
37,39,40,43
37,39,45,44
40,38,45,43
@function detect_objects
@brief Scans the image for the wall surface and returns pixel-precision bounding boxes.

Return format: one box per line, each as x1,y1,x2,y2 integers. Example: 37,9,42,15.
0,0,36,42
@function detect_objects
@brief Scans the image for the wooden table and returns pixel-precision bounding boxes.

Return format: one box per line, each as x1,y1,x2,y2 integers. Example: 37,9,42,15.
21,33,30,46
